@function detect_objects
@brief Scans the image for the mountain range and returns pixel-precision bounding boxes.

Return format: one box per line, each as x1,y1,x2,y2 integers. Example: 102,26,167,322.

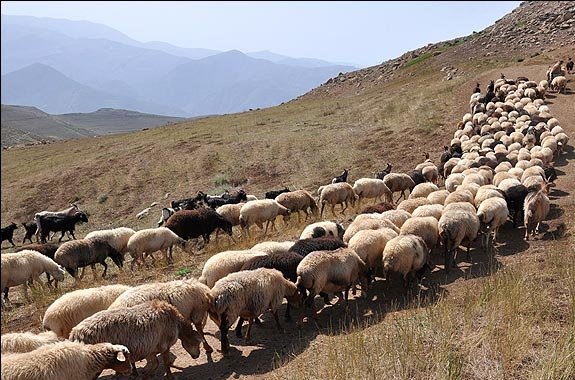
1,14,357,119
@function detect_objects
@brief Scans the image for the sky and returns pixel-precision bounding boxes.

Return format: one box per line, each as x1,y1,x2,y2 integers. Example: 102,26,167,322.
1,1,522,67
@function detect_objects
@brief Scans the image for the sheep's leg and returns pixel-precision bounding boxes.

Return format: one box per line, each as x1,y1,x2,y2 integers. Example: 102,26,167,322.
91,264,97,280
22,281,30,301
3,287,9,302
160,351,174,378
193,321,213,353
100,261,108,279
9,238,15,247
272,310,284,333
219,314,230,354
143,353,160,377
263,221,270,236
245,317,255,341
235,317,245,338
284,303,292,322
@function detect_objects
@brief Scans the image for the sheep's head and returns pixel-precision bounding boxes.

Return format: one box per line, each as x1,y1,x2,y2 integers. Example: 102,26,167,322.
180,326,202,360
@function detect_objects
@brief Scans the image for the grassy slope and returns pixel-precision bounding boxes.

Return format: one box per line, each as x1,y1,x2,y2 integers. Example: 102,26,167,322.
1,42,573,379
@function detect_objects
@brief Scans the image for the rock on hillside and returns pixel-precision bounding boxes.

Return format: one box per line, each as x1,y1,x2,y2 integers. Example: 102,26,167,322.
307,1,574,98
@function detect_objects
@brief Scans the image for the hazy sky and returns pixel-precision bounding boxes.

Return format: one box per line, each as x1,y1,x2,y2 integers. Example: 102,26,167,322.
2,1,522,67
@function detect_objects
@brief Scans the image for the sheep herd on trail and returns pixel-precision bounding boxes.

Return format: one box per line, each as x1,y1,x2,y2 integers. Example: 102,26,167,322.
0,69,571,379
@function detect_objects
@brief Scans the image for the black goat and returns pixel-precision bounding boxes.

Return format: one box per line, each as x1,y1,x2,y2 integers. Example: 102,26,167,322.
205,189,247,209
331,169,349,184
265,187,291,199
1,222,18,247
374,163,393,180
38,212,88,243
165,208,233,245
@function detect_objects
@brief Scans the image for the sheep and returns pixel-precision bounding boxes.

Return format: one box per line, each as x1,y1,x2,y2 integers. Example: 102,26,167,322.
204,189,248,209
524,183,552,240
295,247,371,319
352,178,393,206
444,189,475,206
317,182,358,217
342,216,399,243
265,187,291,199
240,252,305,322
331,169,349,184
361,209,412,229
382,234,431,287
347,228,398,275
396,197,431,214
239,199,291,237
0,341,132,380
216,202,245,229
427,190,450,205
53,238,124,284
252,240,295,255
399,216,440,253
15,243,60,285
34,204,79,242
550,75,567,94
408,183,439,199
288,236,348,256
1,331,62,354
164,207,233,244
37,211,89,243
382,173,416,203
477,197,509,253
438,202,481,272
1,250,65,303
21,222,37,244
84,227,136,257
474,185,506,208
42,284,131,338
1,222,18,247
359,201,395,214
208,268,301,354
198,249,268,288
275,189,319,223
108,278,213,354
70,300,203,378
125,227,187,270
411,204,444,220
299,221,345,240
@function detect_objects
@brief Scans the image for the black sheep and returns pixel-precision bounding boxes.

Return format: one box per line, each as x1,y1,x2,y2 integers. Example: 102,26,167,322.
37,212,88,243
21,222,37,244
360,201,395,214
331,169,349,184
1,222,18,247
504,184,530,227
265,187,291,199
288,237,347,257
165,208,232,244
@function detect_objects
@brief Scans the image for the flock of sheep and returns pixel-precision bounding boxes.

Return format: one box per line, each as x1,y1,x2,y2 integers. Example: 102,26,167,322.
0,69,570,380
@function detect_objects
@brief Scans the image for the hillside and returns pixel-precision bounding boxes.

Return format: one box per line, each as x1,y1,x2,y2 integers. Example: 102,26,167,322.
1,2,574,379
0,105,188,147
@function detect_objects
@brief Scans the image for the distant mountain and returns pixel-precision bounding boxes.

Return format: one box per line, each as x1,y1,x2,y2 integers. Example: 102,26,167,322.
1,104,188,147
1,63,188,116
1,14,358,117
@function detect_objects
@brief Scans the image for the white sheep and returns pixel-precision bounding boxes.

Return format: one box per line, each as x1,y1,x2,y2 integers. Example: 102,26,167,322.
42,284,131,338
427,189,450,205
299,221,345,240
476,197,509,253
399,216,439,253
342,216,399,243
408,182,439,199
84,227,136,257
382,234,431,287
252,240,295,255
198,249,268,288
296,247,371,319
438,202,480,272
239,199,291,237
317,182,358,217
126,227,187,270
396,197,431,214
1,250,65,303
1,341,132,380
274,189,319,223
209,268,301,354
411,204,444,220
108,278,213,354
550,75,567,94
347,228,398,275
70,300,203,378
524,183,552,240
382,173,416,203
351,178,392,206
1,331,62,354
474,185,506,208
444,188,475,206
215,202,245,240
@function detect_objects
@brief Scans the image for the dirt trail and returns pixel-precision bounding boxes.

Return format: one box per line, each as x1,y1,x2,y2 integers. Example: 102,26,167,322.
98,67,574,380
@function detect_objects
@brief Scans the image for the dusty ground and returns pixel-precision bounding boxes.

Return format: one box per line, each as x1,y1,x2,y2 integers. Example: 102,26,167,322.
92,65,574,379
